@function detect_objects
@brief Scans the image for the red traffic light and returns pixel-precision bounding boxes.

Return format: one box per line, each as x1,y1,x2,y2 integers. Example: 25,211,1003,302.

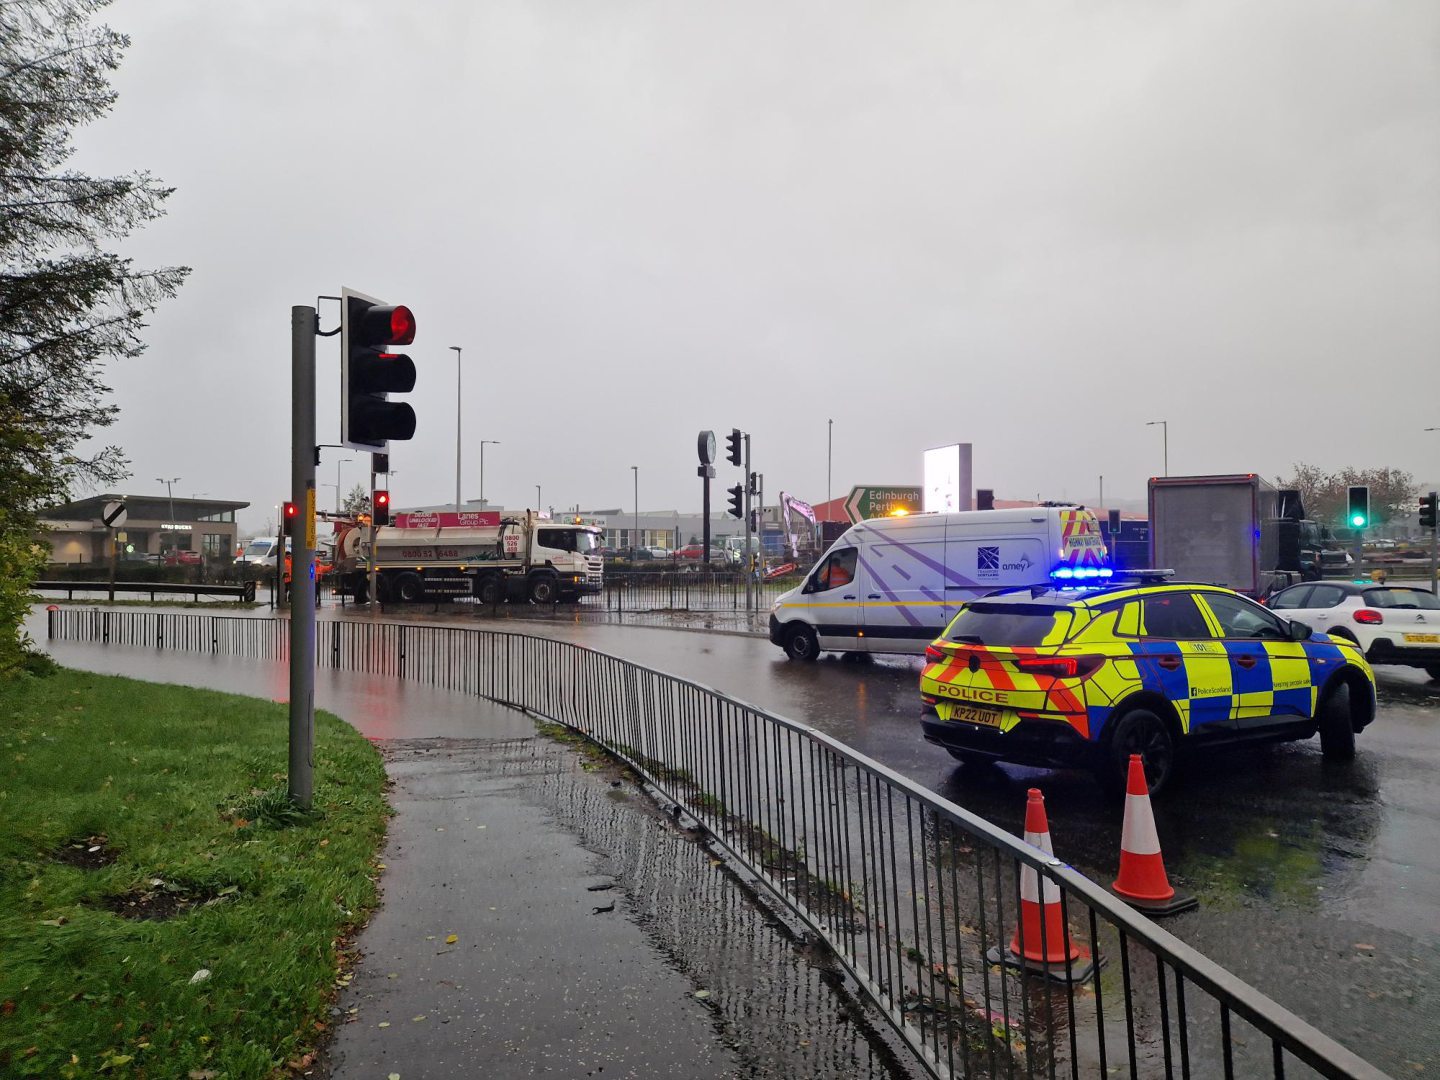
283,501,298,519
358,304,415,347
374,490,390,508
373,489,391,526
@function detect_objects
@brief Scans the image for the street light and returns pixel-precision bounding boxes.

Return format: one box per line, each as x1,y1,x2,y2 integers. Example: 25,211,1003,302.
155,476,180,532
334,458,353,513
449,346,463,512
535,484,541,511
479,440,500,507
827,418,833,523
1145,421,1169,477
632,465,639,556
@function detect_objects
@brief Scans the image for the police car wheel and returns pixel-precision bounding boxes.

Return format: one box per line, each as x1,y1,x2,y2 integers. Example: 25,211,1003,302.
1317,683,1356,761
1103,708,1175,796
783,625,820,662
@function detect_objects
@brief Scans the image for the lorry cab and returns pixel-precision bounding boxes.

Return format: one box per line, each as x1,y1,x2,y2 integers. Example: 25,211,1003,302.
769,507,1110,660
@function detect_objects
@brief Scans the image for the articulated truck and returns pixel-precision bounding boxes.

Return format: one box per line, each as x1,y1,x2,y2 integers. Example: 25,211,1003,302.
334,511,603,604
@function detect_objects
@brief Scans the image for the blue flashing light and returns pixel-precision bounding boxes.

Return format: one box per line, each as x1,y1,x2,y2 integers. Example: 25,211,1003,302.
1050,566,1115,581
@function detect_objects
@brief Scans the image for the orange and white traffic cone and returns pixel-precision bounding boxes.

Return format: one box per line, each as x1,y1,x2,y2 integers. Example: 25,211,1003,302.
987,788,1094,982
1109,754,1197,916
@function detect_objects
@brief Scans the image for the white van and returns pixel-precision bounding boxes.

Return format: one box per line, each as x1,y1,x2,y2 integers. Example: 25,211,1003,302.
768,507,1110,660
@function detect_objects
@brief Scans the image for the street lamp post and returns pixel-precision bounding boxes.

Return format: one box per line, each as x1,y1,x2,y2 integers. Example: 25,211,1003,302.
535,484,541,512
631,465,639,556
450,346,463,512
155,477,180,551
479,440,500,507
1145,420,1169,477
827,418,833,523
334,458,353,513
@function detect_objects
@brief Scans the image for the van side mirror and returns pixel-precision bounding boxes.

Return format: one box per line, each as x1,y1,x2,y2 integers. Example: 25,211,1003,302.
1288,619,1313,642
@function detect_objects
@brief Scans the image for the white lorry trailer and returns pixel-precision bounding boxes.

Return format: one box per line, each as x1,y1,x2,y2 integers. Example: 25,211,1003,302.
335,511,603,604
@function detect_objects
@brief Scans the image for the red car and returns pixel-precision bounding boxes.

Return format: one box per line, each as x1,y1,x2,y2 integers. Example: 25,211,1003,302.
163,549,202,566
674,544,726,562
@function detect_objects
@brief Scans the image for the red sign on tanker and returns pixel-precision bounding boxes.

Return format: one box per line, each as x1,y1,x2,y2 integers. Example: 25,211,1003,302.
392,511,501,529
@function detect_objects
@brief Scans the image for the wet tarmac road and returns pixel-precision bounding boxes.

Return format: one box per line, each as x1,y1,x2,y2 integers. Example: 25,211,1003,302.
478,615,1440,1076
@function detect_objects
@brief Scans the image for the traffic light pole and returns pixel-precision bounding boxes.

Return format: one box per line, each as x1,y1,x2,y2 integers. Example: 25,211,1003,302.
289,305,317,810
1423,492,1439,595
743,435,753,613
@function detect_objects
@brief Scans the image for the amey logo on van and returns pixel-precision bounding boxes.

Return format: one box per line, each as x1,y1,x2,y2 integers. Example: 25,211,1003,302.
977,547,1033,574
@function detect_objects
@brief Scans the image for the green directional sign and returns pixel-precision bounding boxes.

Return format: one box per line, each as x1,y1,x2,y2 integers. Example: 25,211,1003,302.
844,485,923,523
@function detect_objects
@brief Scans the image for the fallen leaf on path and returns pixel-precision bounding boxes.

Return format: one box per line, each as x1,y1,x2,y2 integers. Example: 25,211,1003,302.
445,934,458,944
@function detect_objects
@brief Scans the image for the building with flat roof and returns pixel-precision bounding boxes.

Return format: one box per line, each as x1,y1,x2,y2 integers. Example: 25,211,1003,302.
38,494,248,566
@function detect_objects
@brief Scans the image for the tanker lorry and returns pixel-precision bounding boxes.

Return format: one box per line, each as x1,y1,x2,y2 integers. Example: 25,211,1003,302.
334,511,603,604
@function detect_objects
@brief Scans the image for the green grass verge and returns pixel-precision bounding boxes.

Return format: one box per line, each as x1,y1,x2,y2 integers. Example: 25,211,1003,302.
0,669,390,1078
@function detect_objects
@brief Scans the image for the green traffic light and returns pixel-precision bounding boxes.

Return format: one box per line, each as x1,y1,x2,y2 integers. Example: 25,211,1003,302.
1350,514,1366,528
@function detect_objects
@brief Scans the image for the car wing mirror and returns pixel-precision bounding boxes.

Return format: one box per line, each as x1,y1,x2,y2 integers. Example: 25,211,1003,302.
1288,619,1313,642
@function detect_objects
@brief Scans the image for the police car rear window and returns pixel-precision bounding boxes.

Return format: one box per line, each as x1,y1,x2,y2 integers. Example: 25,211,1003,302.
947,603,1072,647
1364,588,1440,610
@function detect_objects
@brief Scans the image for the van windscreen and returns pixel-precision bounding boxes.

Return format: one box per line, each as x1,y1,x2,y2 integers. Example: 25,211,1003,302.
946,603,1072,647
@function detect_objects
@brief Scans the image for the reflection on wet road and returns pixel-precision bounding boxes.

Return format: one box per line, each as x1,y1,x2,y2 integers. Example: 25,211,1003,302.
493,615,1440,1076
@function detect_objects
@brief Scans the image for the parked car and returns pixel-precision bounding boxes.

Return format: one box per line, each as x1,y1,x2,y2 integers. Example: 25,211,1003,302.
918,579,1376,794
163,549,202,566
674,544,728,562
1265,582,1440,678
645,547,672,560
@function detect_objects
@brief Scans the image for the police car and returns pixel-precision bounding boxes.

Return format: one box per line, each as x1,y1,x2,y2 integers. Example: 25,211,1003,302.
919,578,1376,793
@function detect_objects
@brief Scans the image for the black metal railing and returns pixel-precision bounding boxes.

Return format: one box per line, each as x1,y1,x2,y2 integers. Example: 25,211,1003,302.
46,609,1390,1080
602,570,799,612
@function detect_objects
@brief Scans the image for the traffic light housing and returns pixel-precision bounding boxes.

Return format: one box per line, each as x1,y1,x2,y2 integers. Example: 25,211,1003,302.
1421,491,1438,530
725,428,742,466
1347,485,1370,530
373,489,391,527
342,287,417,452
976,488,995,511
282,501,299,536
726,484,743,519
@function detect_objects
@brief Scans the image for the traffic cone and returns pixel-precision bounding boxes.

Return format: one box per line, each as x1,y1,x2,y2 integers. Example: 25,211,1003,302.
1109,754,1197,916
987,788,1094,982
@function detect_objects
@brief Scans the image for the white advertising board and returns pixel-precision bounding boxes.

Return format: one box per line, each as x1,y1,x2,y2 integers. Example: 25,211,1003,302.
923,443,973,513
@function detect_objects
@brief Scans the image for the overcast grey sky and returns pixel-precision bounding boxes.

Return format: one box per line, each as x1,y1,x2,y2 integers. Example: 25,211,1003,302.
72,0,1440,532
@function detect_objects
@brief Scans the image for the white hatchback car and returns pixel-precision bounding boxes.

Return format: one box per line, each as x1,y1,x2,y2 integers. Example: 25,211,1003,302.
1266,582,1440,679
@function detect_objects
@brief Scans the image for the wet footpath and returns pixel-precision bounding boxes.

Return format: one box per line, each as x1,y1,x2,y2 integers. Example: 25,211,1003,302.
41,636,916,1080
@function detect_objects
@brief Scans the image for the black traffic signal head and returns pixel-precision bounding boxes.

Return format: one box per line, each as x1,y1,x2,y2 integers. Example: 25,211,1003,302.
342,287,417,452
1346,485,1370,530
373,489,391,527
726,484,743,519
725,428,743,466
976,488,995,511
1420,491,1438,530
282,501,298,535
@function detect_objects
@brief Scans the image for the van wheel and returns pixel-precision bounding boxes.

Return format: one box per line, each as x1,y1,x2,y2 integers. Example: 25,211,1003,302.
476,575,503,606
528,574,558,604
1099,707,1176,796
394,572,425,603
783,625,820,662
1317,682,1356,761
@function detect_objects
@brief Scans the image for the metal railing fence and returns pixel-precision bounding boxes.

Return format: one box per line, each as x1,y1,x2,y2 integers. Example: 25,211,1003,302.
601,570,798,612
46,608,1389,1080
